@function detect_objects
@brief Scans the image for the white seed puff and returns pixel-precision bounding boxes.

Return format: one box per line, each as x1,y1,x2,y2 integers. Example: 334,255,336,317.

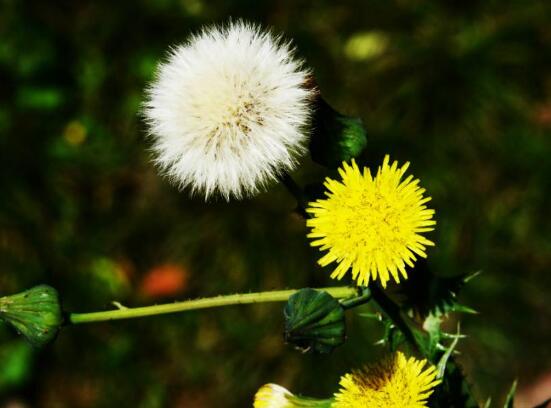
144,21,313,199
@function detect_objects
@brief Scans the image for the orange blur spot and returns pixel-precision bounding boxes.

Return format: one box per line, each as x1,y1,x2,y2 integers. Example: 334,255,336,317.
140,263,188,298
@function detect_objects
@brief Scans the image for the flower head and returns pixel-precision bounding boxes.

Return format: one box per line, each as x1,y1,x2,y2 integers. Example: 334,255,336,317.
253,384,333,407
253,384,295,408
306,155,435,287
144,21,312,199
333,352,440,408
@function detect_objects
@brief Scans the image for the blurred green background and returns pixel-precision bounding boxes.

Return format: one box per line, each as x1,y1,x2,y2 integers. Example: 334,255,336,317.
1,1,551,407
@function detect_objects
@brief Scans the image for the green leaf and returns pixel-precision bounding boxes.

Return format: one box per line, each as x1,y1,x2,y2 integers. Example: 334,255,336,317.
309,96,367,168
504,380,517,408
400,260,479,318
422,313,443,359
430,356,479,408
436,326,461,379
428,324,479,408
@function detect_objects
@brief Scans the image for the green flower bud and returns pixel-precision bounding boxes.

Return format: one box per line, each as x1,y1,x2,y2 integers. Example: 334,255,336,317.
309,96,367,168
0,285,63,347
284,288,345,354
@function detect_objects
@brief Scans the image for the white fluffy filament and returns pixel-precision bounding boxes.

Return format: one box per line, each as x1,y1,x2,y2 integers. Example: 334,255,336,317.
144,21,313,200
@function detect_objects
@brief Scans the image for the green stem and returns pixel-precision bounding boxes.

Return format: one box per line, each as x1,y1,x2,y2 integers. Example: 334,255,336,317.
340,287,371,310
68,286,358,325
279,172,308,217
288,396,333,407
370,285,421,352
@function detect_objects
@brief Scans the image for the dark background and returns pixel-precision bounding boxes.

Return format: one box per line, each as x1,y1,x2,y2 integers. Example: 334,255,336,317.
1,1,550,407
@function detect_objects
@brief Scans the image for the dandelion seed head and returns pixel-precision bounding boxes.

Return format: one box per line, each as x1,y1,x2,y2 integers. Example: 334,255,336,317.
144,21,313,199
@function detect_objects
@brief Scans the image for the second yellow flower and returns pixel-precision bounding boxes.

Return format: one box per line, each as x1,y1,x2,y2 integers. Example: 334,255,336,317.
307,156,436,287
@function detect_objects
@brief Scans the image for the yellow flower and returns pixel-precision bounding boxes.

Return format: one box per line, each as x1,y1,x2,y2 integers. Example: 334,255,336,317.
333,352,441,408
254,384,294,408
306,156,435,287
253,383,332,407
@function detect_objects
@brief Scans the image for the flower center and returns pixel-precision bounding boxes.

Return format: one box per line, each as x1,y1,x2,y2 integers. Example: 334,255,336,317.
211,78,267,139
332,187,409,257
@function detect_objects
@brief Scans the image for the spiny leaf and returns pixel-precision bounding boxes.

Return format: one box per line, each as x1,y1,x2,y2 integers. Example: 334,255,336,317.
436,325,461,379
430,356,479,408
400,259,479,318
422,313,443,359
428,323,478,408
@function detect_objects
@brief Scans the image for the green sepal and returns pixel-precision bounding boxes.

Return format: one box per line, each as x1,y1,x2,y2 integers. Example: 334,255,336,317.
309,96,367,168
0,285,63,348
284,288,345,354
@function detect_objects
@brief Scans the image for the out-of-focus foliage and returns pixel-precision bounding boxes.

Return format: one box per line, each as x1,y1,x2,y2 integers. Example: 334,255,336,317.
0,0,550,407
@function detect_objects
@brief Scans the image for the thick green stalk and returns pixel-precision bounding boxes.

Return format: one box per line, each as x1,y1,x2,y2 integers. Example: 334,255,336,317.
69,286,358,324
370,284,421,352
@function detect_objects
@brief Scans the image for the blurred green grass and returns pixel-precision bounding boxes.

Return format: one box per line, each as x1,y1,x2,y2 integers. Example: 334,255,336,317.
1,0,550,406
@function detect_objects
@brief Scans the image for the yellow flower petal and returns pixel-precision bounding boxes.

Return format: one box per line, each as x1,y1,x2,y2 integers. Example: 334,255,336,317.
306,156,436,287
333,351,441,408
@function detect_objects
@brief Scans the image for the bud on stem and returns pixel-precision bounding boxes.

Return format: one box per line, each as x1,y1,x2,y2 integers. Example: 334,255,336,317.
309,96,368,168
0,285,63,347
284,288,346,354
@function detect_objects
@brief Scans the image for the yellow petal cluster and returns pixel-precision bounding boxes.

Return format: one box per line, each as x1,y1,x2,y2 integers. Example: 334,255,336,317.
333,351,440,408
307,156,435,287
